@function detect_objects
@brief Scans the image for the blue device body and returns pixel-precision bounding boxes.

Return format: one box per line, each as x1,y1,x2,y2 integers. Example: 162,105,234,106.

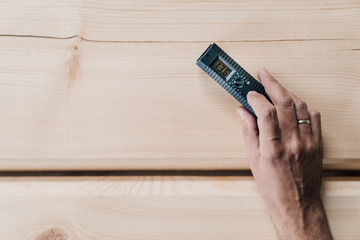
196,43,271,116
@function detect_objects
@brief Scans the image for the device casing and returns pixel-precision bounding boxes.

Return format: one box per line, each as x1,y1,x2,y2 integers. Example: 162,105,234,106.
196,43,271,116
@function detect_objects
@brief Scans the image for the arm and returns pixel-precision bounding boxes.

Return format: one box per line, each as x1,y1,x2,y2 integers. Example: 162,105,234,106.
237,69,333,240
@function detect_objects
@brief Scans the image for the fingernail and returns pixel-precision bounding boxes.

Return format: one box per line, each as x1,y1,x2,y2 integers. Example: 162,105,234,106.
247,91,256,97
259,68,269,76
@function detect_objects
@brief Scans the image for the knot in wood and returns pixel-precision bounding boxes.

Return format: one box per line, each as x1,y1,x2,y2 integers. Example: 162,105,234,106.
36,228,70,240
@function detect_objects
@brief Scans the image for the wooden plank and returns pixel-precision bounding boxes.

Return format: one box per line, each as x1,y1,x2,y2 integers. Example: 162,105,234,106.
0,0,359,41
0,37,359,170
0,177,358,239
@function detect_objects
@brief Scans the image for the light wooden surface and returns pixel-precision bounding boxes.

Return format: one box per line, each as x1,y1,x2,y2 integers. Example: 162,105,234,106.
1,0,359,41
0,176,358,240
1,2,359,239
0,39,359,170
0,1,359,171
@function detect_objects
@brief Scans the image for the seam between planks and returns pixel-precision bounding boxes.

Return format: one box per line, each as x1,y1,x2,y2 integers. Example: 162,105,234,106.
0,170,359,177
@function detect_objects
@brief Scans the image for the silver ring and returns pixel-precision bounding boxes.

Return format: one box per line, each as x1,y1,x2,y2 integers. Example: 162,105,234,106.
298,119,311,125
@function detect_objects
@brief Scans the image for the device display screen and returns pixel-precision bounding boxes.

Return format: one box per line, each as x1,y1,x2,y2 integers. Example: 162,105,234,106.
211,58,232,78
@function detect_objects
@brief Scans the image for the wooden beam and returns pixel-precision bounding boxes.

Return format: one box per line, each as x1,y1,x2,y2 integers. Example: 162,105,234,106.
0,177,358,239
0,0,359,41
0,37,359,170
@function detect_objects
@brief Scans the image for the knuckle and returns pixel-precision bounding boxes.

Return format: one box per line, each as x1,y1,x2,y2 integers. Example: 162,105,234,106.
296,101,308,111
280,94,294,108
291,139,304,156
261,106,277,121
305,140,323,155
268,144,284,165
305,141,317,153
241,125,258,140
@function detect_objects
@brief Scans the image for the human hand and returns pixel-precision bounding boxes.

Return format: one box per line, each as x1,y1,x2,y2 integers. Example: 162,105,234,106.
237,69,333,240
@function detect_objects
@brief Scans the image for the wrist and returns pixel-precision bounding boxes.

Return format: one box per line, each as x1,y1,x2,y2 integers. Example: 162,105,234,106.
270,199,333,240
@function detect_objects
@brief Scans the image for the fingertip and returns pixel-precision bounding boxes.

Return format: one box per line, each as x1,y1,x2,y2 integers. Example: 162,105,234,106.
257,68,277,86
246,91,260,105
247,90,257,96
257,69,270,84
259,68,270,76
236,106,244,116
237,106,246,113
237,106,248,120
246,90,258,100
309,109,321,120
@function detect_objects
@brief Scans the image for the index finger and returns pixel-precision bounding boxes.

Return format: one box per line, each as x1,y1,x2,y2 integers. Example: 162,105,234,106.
247,91,281,143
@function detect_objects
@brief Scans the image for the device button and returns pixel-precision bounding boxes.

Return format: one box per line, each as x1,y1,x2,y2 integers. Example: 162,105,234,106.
233,78,245,88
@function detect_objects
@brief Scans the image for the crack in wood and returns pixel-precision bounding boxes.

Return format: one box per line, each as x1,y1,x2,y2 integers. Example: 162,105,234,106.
0,34,356,43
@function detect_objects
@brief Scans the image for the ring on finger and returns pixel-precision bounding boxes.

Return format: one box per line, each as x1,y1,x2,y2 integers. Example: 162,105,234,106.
297,119,311,125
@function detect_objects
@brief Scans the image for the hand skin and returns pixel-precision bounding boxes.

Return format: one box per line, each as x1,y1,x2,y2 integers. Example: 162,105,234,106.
237,69,333,240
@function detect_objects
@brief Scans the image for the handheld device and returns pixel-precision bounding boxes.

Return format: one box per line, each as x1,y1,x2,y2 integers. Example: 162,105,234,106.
196,43,271,116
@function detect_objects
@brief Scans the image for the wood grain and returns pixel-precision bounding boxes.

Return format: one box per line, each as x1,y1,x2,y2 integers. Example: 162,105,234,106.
0,0,359,41
0,37,359,170
0,176,358,239
0,2,358,239
0,0,359,170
